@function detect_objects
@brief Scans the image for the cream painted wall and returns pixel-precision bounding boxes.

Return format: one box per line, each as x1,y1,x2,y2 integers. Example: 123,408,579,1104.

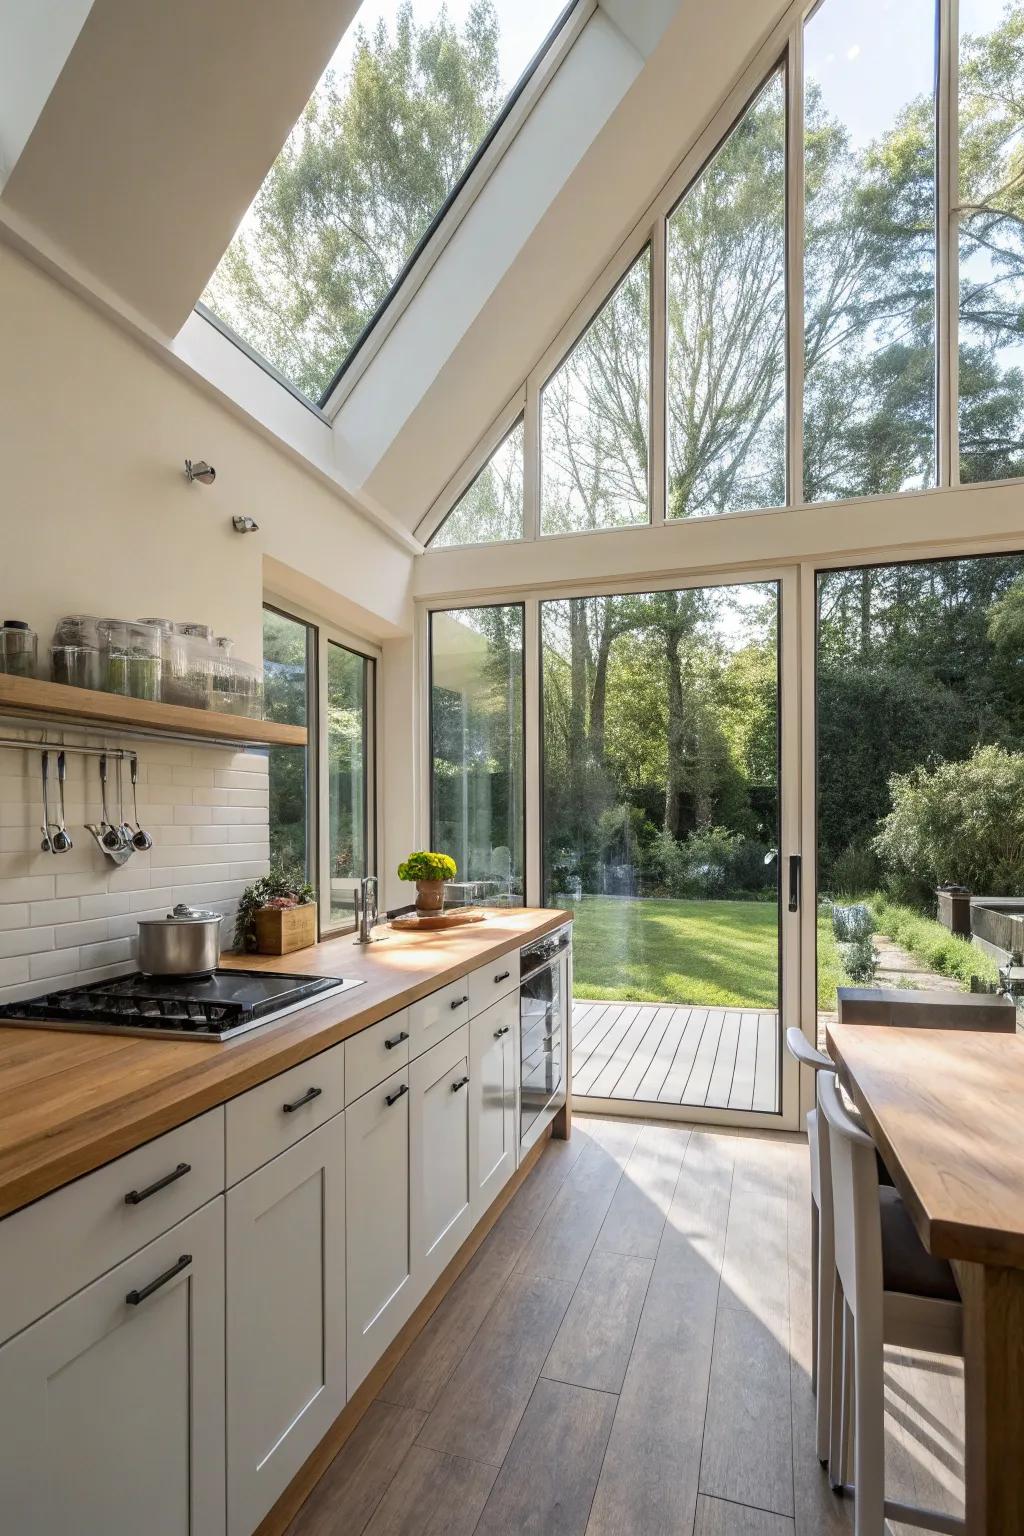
0,241,414,665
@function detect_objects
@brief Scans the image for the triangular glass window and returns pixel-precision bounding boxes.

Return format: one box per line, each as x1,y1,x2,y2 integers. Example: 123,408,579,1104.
430,417,525,547
201,2,577,406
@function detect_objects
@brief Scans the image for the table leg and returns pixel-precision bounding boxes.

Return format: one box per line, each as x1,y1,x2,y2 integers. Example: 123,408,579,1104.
954,1259,1024,1535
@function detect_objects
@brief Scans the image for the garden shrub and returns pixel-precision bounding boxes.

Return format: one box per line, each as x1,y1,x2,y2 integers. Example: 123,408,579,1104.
869,892,1000,990
839,933,878,984
832,903,875,942
874,744,1024,901
825,841,881,898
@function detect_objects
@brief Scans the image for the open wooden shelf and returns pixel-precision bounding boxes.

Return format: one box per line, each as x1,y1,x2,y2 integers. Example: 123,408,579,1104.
0,673,307,747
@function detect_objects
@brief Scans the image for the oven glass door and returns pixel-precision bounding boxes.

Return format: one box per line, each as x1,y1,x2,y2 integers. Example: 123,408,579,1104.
520,955,564,1141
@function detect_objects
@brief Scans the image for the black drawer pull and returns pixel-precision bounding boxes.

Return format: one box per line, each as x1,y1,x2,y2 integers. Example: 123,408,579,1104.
126,1253,192,1306
494,970,511,983
451,1075,470,1092
282,1086,322,1114
124,1162,191,1206
385,1030,409,1050
385,1083,409,1107
494,1025,511,1039
450,996,468,1009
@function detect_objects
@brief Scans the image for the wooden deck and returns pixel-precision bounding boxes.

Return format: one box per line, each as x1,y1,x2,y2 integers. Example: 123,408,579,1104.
572,1001,779,1113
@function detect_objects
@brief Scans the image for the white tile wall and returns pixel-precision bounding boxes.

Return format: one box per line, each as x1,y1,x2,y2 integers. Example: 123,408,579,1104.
0,730,270,1004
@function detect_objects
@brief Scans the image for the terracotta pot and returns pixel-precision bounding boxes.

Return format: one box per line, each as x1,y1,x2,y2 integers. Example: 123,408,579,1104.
415,879,445,913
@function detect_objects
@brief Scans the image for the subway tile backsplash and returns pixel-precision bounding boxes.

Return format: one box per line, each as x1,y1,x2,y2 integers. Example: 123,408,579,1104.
0,730,270,1004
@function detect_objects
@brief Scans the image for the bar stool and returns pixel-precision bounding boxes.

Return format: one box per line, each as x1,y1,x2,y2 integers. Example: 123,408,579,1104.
817,1072,964,1536
785,1028,833,1408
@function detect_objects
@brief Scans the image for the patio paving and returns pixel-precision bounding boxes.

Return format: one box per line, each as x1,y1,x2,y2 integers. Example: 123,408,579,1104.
571,999,779,1113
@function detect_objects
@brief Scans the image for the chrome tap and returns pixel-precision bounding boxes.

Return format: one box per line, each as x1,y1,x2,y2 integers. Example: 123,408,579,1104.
353,875,379,944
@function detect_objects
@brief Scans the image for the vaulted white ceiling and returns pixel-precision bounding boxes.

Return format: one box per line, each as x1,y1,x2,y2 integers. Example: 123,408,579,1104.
0,0,792,542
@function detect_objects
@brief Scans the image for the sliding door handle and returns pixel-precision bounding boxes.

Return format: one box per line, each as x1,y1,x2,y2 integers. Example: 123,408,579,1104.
788,855,801,914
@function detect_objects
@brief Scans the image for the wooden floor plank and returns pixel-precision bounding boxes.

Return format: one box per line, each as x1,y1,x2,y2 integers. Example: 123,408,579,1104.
415,1272,577,1466
542,1249,653,1394
727,1012,761,1111
570,1004,605,1053
695,1494,795,1535
588,1008,658,1098
607,1008,667,1099
635,1006,691,1101
698,1301,795,1518
657,1007,709,1103
361,1445,497,1536
513,1122,639,1285
596,1122,691,1260
679,1009,726,1106
751,1014,780,1114
476,1378,616,1536
573,1008,643,1096
718,1135,792,1320
705,1011,743,1110
284,1401,426,1536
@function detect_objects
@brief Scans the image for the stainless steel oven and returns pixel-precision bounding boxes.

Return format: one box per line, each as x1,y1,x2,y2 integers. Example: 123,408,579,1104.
519,923,571,1155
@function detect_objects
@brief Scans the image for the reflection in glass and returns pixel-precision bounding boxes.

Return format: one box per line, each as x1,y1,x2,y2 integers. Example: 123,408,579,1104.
540,249,650,535
262,608,313,878
804,0,937,502
668,70,786,518
328,642,372,922
430,606,524,904
432,418,524,548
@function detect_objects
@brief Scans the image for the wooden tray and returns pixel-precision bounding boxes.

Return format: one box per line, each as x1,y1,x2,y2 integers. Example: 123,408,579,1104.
389,909,487,932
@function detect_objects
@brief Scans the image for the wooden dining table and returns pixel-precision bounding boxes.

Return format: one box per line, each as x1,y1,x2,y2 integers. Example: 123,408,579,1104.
827,1023,1024,1535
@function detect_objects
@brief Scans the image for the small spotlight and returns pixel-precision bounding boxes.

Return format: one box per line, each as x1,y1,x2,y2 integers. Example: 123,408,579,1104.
185,459,216,484
232,515,260,534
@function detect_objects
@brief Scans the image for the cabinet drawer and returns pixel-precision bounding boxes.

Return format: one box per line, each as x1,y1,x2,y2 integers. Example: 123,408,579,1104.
467,950,520,1016
226,1043,345,1186
345,1009,410,1105
0,1106,224,1345
407,979,470,1058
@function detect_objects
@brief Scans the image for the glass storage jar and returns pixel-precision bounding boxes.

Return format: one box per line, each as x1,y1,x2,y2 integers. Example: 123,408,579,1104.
140,618,207,709
98,619,162,700
229,658,264,718
51,615,101,689
0,621,37,678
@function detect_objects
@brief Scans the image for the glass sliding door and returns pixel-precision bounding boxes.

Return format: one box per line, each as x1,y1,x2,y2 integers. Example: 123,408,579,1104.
326,640,374,925
430,605,525,906
262,605,315,879
541,580,787,1116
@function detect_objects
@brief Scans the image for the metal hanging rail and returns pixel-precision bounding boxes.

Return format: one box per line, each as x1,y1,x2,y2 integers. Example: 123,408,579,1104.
0,737,135,760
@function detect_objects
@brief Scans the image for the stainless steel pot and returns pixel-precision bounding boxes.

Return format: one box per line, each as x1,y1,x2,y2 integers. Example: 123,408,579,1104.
137,903,222,977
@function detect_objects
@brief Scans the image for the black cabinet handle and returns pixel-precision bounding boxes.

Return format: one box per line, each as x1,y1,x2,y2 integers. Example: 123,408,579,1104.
385,1083,409,1107
385,1030,409,1050
126,1253,192,1306
788,854,801,914
451,1075,470,1092
124,1162,191,1206
450,996,468,1009
282,1086,322,1114
494,970,511,983
494,1025,511,1039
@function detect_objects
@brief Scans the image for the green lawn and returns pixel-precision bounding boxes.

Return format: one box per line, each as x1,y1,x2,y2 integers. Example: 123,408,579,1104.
570,895,781,1008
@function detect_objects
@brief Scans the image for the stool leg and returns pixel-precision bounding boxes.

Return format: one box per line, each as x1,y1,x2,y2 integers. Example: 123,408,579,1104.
828,1282,845,1484
852,1309,885,1536
816,1257,833,1465
811,1200,820,1397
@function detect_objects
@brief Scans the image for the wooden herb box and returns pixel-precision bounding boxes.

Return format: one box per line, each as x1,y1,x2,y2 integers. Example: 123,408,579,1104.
254,903,317,956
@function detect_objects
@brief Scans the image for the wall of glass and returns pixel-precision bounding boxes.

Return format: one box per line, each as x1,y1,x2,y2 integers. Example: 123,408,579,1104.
262,606,314,879
327,641,373,923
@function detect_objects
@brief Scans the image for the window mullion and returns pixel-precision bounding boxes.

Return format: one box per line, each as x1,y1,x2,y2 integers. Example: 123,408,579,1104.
785,29,805,510
650,222,667,526
938,0,960,488
523,374,541,541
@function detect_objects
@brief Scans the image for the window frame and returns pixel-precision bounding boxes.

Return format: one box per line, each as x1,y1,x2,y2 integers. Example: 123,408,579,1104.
424,402,527,549
264,594,381,937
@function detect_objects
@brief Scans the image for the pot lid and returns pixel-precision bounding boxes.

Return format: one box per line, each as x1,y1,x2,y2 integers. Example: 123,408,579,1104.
138,903,222,925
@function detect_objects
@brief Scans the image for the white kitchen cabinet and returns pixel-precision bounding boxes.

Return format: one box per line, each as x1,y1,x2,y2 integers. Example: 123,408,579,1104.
469,991,518,1221
226,1113,346,1536
0,1196,225,1536
346,1064,414,1395
410,1025,472,1293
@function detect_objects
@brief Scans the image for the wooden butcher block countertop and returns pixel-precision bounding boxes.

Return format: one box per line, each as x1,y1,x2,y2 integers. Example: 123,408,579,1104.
0,907,568,1220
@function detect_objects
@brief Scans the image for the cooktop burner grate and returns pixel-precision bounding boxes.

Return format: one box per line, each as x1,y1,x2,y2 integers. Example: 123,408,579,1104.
0,969,364,1040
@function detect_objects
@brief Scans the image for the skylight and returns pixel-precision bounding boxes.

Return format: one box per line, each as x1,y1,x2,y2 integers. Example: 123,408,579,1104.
201,1,576,407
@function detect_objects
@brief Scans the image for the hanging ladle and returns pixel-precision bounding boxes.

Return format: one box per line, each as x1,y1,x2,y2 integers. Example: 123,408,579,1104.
129,754,153,851
39,751,54,853
50,751,73,853
98,753,126,851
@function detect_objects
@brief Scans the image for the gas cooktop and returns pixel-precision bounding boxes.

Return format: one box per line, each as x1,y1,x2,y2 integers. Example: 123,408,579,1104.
0,969,364,1041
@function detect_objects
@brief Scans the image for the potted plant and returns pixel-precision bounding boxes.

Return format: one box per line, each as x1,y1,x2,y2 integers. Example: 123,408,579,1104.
397,851,457,913
235,866,317,955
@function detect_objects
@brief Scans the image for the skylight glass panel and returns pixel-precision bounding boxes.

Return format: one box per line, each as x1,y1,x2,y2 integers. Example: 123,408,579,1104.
431,417,524,546
201,1,572,405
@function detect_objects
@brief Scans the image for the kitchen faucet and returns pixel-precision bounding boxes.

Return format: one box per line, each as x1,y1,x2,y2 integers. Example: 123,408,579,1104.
353,875,380,944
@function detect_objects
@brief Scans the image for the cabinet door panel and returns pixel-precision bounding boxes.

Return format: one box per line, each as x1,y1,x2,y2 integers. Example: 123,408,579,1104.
346,1066,413,1394
469,992,518,1222
226,1114,346,1536
411,1026,472,1293
0,1198,224,1536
